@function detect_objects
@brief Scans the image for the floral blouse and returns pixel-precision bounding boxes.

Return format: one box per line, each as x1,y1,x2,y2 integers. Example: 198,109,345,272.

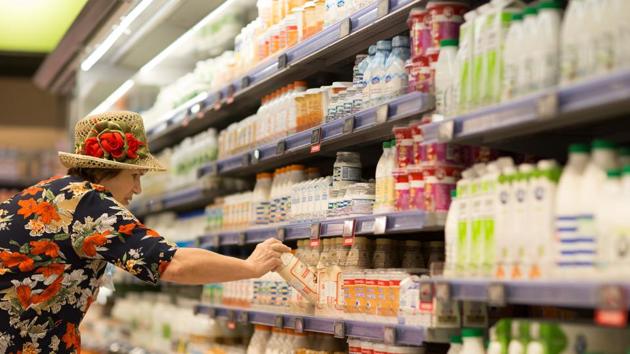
0,175,177,353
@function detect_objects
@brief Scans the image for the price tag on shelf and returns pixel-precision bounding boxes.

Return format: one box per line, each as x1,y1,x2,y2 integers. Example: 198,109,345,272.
226,85,236,104
294,317,304,333
276,140,286,155
206,161,219,178
310,128,322,153
238,311,249,324
207,307,217,318
241,153,251,167
333,321,345,338
213,94,222,111
276,227,286,242
435,282,451,303
537,91,558,120
310,223,321,247
438,120,455,142
343,116,354,134
343,219,356,246
376,105,389,124
487,283,507,307
181,116,190,127
377,0,390,17
238,232,247,246
384,327,396,345
339,17,352,38
373,216,388,235
251,149,261,164
275,315,284,328
227,310,237,330
212,235,220,249
596,285,628,327
241,76,251,89
278,54,289,69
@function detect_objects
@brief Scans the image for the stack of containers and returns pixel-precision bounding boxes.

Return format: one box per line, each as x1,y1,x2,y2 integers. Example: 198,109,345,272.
406,2,469,96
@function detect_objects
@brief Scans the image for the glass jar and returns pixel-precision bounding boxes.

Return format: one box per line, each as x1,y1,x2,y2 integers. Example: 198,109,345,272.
401,240,425,269
372,238,395,269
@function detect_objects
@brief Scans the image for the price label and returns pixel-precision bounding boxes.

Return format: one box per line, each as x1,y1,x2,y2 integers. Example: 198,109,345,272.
227,85,236,104
438,120,455,142
596,285,628,327
343,116,354,134
276,140,286,155
339,17,351,38
276,228,286,242
343,219,356,246
384,327,396,345
487,283,507,307
206,161,219,178
227,310,237,330
537,91,558,120
195,103,206,119
207,307,217,318
278,54,289,69
275,315,284,328
435,282,451,303
310,128,322,153
333,321,345,338
251,149,261,164
238,232,247,246
420,282,434,303
376,105,389,124
377,0,390,17
212,235,220,249
294,317,304,333
238,311,249,324
310,223,321,247
241,76,251,89
181,116,190,127
241,153,251,166
213,94,222,111
373,216,387,235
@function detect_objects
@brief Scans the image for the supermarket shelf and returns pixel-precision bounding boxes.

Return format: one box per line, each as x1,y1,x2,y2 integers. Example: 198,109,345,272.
197,210,443,248
147,0,426,152
194,304,432,345
422,69,630,155
130,184,220,218
199,92,434,177
430,278,630,309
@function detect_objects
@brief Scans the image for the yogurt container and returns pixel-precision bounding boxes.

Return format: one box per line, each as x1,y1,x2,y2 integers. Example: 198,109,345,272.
422,164,460,212
427,1,470,49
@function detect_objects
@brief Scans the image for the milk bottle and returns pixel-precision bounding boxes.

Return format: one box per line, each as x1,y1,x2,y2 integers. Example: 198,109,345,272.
517,6,539,96
596,168,622,276
383,36,411,102
495,163,517,279
375,141,392,213
366,40,392,106
536,0,562,90
435,39,459,118
501,12,524,101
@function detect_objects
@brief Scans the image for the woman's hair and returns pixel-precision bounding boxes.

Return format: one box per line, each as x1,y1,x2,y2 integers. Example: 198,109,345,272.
67,167,121,183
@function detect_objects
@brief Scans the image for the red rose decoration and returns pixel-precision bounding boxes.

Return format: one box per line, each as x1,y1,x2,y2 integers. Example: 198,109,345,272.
125,133,144,159
83,137,104,158
99,132,125,159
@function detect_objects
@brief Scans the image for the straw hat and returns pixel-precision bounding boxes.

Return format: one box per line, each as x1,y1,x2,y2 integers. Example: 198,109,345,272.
58,111,166,171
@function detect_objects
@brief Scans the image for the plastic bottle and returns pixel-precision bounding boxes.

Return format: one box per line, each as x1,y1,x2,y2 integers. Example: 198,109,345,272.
486,327,501,354
525,322,543,354
460,328,485,354
444,189,459,277
447,335,463,354
276,252,318,303
365,40,392,107
495,163,517,279
253,173,273,225
536,0,562,90
456,169,477,276
383,36,411,102
435,39,459,118
596,168,622,275
455,11,477,114
358,45,377,93
384,138,397,211
554,143,590,278
375,141,391,213
517,6,539,96
560,0,586,84
577,139,618,275
507,320,526,354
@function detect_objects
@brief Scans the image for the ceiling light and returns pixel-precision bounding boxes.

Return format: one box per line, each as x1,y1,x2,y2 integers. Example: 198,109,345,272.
81,0,154,72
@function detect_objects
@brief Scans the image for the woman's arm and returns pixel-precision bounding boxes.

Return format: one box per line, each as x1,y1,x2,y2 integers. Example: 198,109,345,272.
160,238,291,285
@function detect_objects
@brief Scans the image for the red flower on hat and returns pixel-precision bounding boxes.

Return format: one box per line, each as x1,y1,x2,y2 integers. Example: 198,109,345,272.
125,133,144,159
99,131,126,159
83,137,104,158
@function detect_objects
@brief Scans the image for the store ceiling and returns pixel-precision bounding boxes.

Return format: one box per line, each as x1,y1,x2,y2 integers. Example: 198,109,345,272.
0,0,87,77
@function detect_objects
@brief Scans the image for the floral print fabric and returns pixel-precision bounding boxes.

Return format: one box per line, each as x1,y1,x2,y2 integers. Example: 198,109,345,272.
0,175,177,353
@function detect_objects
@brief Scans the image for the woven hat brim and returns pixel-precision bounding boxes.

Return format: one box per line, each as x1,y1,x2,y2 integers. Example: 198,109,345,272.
58,152,166,172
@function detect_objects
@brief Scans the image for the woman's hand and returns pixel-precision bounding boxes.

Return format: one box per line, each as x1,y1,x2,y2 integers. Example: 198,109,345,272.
245,238,292,278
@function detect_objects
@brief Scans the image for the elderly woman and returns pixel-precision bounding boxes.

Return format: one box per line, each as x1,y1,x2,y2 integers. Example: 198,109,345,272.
0,111,289,353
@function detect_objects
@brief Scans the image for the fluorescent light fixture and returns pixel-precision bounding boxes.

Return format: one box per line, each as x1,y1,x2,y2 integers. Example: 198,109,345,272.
81,0,154,71
89,79,135,115
139,0,237,74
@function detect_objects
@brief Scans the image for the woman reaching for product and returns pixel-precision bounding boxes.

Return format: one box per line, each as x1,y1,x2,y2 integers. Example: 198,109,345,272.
0,111,290,354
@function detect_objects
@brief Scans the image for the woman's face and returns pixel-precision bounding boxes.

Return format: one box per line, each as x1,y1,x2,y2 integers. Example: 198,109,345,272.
99,169,145,206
